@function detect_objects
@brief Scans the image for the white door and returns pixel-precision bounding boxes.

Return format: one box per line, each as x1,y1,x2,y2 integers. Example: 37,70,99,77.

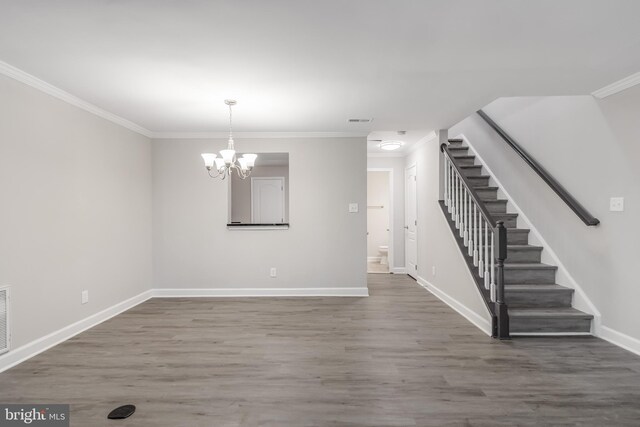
251,177,285,223
405,165,417,278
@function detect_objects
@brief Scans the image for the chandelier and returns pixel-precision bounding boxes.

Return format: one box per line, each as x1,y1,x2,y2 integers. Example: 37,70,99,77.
201,99,257,180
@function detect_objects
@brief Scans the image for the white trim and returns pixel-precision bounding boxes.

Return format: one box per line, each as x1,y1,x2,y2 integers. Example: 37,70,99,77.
391,267,407,274
0,60,152,137
599,326,640,357
0,290,152,374
367,257,382,263
153,287,369,297
152,131,368,139
416,276,492,336
454,133,602,334
592,72,640,99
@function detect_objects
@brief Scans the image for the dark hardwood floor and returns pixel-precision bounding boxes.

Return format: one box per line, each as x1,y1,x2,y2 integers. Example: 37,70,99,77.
2,274,640,426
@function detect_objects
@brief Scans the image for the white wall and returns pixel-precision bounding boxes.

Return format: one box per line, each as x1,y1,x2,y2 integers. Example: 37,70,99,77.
152,137,367,291
404,140,491,331
0,74,152,350
367,157,405,271
450,91,640,344
230,165,290,224
366,171,390,259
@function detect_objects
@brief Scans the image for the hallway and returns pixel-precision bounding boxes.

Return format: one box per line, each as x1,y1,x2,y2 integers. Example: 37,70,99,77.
1,274,639,426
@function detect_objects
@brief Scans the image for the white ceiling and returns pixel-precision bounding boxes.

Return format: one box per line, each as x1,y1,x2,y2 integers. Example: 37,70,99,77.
367,130,436,156
1,1,639,140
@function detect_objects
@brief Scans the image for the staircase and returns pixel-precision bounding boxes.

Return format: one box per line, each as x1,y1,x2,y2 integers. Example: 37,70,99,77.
443,139,593,335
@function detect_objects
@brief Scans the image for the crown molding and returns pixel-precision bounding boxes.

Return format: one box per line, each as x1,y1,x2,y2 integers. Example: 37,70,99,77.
592,72,640,99
0,60,153,137
150,131,368,139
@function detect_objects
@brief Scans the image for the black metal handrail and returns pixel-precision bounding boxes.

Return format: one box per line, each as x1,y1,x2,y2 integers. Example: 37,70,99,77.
477,110,600,227
440,143,509,339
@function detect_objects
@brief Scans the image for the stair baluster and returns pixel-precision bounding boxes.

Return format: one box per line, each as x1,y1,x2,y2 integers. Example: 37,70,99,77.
484,222,489,289
444,156,449,208
478,213,484,277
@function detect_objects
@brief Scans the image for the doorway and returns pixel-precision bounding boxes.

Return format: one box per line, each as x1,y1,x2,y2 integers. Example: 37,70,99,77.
367,169,393,274
251,177,285,223
405,164,417,279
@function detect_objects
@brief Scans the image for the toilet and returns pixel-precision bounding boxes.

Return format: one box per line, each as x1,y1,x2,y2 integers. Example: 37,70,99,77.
378,246,389,265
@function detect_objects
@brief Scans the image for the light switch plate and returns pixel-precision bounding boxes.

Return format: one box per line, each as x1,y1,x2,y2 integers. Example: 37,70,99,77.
81,290,89,304
610,197,624,212
348,203,359,213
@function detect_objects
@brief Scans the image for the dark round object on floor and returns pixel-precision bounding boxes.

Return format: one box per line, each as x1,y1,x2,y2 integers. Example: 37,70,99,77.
107,404,136,420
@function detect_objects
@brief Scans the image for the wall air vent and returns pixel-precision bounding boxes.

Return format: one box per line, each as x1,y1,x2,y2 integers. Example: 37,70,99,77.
0,286,8,355
348,118,373,123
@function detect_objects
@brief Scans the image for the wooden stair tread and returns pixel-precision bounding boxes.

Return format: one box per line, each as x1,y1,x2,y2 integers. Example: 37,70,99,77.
505,284,572,292
507,245,543,250
504,263,557,270
509,307,593,319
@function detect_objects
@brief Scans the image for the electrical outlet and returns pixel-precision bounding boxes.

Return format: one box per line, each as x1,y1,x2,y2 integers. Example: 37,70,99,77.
348,203,359,213
81,290,89,304
270,267,277,278
610,197,624,212
432,266,436,276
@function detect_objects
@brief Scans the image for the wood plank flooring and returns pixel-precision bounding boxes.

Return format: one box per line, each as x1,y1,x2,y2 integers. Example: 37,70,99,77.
2,274,640,426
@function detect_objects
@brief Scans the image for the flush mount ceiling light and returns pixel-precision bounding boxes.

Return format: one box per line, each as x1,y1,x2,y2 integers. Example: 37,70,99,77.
379,140,405,151
201,100,257,180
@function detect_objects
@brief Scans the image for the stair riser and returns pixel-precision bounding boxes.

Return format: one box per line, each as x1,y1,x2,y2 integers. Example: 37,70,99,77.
449,148,470,156
504,268,556,284
506,291,573,308
507,248,542,263
462,167,483,177
498,216,518,228
486,202,508,213
507,231,529,245
468,177,490,187
453,157,475,166
447,141,465,148
477,189,498,200
471,231,529,244
510,317,591,333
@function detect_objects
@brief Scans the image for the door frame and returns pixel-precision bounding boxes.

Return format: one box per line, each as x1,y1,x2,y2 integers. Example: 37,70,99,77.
367,168,394,271
405,163,418,278
251,176,285,223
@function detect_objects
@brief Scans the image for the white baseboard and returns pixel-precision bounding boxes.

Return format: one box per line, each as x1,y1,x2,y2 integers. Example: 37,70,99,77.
153,287,370,298
367,257,382,263
416,276,492,336
598,326,640,357
391,267,406,274
0,290,152,374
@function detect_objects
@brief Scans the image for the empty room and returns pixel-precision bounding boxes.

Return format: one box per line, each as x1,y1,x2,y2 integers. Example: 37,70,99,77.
1,1,640,425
